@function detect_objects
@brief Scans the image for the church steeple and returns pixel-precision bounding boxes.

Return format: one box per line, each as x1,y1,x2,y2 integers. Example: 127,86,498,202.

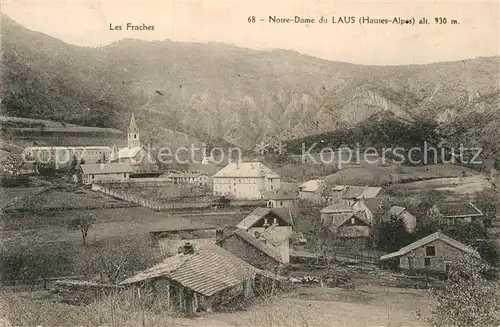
127,113,140,148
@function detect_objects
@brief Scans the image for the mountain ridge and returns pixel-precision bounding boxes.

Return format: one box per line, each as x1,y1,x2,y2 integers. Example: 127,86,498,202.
1,14,499,153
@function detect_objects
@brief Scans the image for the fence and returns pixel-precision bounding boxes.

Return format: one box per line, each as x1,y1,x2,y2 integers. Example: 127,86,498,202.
92,184,268,212
92,184,174,211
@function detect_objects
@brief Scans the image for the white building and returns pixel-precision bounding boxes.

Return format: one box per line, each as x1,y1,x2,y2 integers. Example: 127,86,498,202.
212,162,281,199
23,146,112,166
80,163,133,185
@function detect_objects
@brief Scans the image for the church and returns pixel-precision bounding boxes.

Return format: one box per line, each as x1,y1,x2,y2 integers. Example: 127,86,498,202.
109,113,156,173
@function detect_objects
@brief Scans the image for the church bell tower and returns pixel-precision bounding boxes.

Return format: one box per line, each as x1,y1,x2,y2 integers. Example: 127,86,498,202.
127,113,140,148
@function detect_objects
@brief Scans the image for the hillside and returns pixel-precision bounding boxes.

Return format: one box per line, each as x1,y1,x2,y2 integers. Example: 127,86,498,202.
1,14,499,149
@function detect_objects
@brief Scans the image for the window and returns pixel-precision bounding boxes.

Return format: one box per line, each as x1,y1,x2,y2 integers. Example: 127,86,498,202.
425,246,436,257
445,264,451,272
424,258,431,267
280,201,283,206
134,135,137,139
351,217,356,225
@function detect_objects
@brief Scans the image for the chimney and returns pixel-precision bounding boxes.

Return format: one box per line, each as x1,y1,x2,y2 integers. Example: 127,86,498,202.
181,242,195,255
215,229,224,243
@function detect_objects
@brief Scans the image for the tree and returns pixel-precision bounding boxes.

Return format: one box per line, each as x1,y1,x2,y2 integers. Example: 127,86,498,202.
474,188,499,227
0,154,25,176
373,214,412,253
422,254,500,327
77,236,157,284
68,214,95,246
318,181,332,205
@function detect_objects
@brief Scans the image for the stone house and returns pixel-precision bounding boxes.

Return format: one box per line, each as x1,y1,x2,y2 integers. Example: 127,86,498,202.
379,232,481,273
217,229,283,271
236,207,294,263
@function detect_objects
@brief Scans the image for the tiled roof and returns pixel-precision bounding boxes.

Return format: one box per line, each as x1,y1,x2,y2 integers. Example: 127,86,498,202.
320,203,354,214
342,186,382,199
262,189,297,200
380,232,481,261
111,146,143,160
120,243,277,296
363,197,386,214
259,225,292,247
237,207,294,229
435,202,483,218
342,186,367,199
213,162,280,178
227,229,283,263
298,179,325,192
80,163,133,174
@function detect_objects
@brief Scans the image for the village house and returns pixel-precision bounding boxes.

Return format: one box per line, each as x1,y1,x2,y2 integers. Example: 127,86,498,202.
120,243,281,313
109,113,156,173
80,163,133,185
388,206,417,232
352,197,387,223
430,201,484,223
148,216,219,256
379,232,481,273
212,162,281,199
320,203,371,247
298,179,326,204
167,172,210,187
236,207,294,263
218,229,284,271
263,189,298,208
341,185,383,205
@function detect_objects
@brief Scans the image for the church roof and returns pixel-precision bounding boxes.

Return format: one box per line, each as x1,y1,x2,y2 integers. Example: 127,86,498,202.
111,147,143,160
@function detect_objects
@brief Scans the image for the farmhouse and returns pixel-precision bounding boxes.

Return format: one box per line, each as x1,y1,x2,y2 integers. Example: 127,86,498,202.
148,216,219,256
388,206,417,232
80,163,133,185
237,207,294,263
380,232,481,273
218,229,284,270
109,113,156,173
263,189,298,208
298,179,326,204
212,162,281,199
320,203,371,246
120,243,281,313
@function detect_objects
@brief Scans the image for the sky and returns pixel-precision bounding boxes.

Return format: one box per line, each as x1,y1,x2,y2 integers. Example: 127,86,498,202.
2,0,499,65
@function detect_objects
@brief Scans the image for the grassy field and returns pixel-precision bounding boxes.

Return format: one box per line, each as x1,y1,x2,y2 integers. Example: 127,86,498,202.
0,284,432,327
